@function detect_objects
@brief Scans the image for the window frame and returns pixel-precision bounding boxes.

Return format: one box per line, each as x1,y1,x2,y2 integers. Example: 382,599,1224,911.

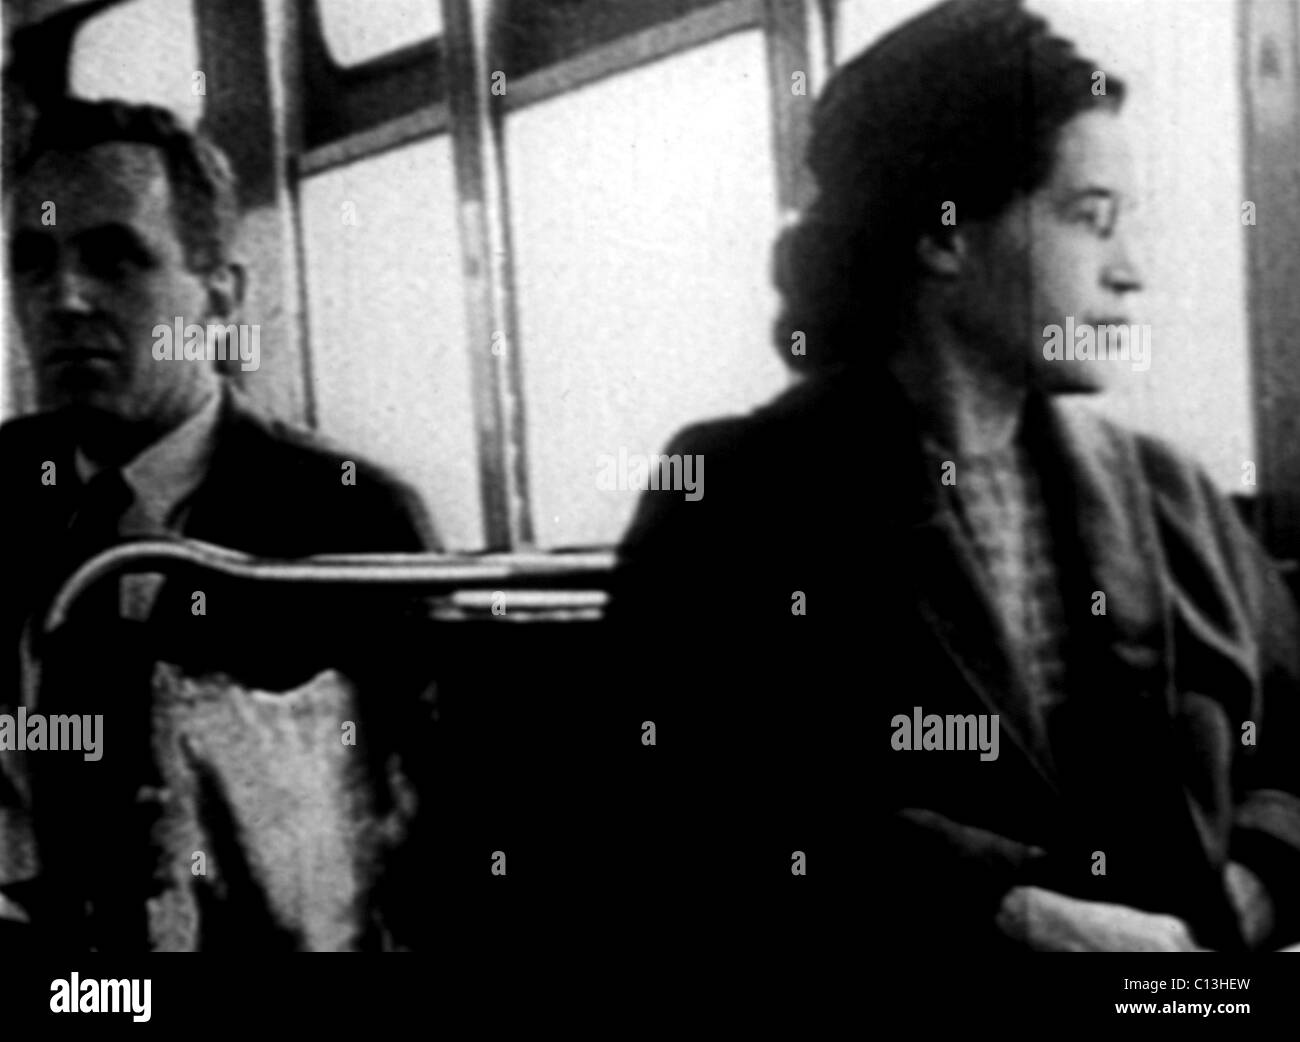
295,0,821,551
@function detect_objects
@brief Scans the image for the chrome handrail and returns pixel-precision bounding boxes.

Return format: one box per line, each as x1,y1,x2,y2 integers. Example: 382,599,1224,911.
43,538,618,635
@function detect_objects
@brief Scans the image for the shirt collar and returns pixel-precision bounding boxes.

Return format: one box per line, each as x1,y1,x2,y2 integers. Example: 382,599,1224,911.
75,387,225,531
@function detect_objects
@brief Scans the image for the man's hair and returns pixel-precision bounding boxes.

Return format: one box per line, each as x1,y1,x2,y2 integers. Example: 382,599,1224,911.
775,0,1125,374
15,98,240,273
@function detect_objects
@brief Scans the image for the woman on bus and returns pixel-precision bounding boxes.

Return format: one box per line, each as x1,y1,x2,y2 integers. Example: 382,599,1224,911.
613,0,1300,952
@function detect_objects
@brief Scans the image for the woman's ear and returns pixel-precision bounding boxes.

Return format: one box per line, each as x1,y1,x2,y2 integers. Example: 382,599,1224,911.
204,262,246,321
916,228,966,278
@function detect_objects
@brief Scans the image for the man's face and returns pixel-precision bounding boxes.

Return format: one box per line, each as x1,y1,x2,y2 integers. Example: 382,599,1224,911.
953,108,1145,393
9,142,219,431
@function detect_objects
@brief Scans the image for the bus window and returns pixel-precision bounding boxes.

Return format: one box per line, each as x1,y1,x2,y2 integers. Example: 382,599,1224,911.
506,30,792,550
317,0,443,68
69,0,203,127
300,139,484,552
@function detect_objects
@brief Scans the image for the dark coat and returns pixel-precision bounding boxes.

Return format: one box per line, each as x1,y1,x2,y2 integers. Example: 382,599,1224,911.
1,382,435,693
612,367,1300,950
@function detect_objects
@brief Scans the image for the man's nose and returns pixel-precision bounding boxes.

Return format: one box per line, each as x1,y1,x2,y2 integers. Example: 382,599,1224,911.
48,263,97,314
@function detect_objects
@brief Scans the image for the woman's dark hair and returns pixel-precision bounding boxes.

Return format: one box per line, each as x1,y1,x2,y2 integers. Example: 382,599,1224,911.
775,0,1124,374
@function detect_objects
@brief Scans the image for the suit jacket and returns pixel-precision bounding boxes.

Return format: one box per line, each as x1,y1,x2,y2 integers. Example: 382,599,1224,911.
612,366,1300,951
1,382,435,691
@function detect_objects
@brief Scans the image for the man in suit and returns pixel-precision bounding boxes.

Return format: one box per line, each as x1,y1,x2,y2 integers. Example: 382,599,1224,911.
613,0,1300,950
0,99,437,947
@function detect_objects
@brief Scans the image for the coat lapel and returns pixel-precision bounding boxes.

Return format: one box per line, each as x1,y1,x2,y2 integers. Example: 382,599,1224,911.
1026,399,1249,940
1032,396,1172,711
906,504,1064,789
876,376,1061,789
179,385,276,552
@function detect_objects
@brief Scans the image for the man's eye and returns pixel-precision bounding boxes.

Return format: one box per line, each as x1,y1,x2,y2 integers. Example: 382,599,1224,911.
9,238,54,279
82,245,144,279
76,230,156,279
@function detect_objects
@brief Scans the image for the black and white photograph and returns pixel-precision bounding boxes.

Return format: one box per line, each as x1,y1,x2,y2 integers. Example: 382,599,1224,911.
1,0,1299,1026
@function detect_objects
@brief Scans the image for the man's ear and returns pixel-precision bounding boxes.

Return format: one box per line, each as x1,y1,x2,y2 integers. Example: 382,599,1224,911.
916,229,966,278
204,261,246,321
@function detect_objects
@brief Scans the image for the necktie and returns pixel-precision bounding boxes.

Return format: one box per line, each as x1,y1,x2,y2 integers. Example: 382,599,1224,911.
38,469,148,951
59,469,135,625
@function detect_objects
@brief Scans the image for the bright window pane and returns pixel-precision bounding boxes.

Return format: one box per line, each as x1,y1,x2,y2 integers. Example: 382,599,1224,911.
300,139,483,551
318,0,442,67
70,0,203,127
507,30,792,550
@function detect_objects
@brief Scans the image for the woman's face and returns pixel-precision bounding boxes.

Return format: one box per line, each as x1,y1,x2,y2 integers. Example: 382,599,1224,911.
948,108,1147,393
